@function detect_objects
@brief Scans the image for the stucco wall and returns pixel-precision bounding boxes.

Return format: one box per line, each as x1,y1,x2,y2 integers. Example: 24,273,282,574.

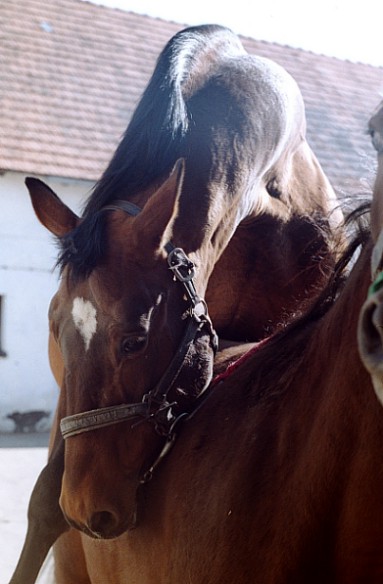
0,171,94,432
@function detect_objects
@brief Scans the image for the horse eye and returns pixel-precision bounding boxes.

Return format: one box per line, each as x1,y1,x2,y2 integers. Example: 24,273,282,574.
121,335,148,357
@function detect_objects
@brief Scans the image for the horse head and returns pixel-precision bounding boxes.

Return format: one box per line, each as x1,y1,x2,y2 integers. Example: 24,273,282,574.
26,160,217,539
358,100,383,405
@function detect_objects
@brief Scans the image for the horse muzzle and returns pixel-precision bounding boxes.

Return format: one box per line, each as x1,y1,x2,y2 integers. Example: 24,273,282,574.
66,509,138,540
59,469,140,539
60,497,139,540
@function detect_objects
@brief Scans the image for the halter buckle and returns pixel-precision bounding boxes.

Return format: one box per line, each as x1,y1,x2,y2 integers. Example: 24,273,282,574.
167,247,196,282
141,391,178,436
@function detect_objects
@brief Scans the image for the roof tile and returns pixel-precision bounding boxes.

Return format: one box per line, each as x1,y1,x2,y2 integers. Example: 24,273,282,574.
1,0,382,197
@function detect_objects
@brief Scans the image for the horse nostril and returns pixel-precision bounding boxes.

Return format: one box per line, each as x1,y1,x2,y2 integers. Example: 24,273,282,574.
87,510,119,538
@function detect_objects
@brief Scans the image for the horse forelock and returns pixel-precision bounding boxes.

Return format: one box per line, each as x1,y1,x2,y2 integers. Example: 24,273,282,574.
56,211,108,280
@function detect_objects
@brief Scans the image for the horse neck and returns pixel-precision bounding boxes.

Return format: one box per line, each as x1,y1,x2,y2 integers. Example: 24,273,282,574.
129,171,255,295
229,238,375,419
213,239,377,490
173,177,259,293
316,237,375,396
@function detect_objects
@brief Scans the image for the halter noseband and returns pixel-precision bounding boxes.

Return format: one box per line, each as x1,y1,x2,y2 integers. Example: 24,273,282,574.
60,200,218,451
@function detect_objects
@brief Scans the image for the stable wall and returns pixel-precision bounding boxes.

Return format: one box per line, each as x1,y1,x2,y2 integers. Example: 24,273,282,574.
0,171,93,432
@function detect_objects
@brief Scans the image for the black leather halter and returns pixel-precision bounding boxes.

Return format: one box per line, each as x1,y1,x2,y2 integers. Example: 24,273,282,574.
60,200,218,457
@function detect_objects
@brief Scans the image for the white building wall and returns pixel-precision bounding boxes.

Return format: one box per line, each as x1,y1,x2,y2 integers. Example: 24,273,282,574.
0,171,94,431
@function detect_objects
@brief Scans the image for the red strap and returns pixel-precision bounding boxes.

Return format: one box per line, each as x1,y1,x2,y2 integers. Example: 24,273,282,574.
211,336,270,386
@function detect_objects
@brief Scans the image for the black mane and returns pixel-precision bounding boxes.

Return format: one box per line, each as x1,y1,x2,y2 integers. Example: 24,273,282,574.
55,24,369,291
56,25,240,278
56,210,109,278
83,24,228,217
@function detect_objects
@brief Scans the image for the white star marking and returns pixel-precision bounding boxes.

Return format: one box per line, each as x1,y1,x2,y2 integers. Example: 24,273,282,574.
71,297,97,351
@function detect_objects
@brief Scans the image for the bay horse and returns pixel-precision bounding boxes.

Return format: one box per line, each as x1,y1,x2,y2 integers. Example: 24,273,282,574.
9,24,343,583
46,110,383,582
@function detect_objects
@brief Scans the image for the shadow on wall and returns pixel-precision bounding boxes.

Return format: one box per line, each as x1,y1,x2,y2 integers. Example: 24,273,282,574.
5,410,51,433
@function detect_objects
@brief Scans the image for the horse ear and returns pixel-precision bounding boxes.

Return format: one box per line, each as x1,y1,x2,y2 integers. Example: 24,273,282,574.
25,177,79,237
132,159,185,256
